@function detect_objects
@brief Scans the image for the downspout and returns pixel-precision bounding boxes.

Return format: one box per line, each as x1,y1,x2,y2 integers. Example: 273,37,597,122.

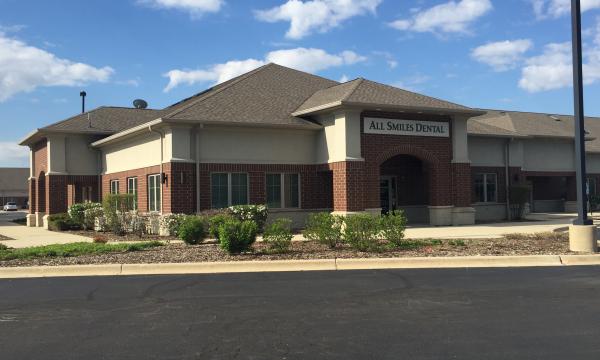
195,125,202,213
149,124,164,215
505,138,511,221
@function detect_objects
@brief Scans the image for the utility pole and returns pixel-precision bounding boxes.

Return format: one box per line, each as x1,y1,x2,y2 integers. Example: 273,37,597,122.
569,0,597,252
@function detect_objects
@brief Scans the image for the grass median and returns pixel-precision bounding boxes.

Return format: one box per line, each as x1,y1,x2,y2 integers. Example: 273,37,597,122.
0,241,164,261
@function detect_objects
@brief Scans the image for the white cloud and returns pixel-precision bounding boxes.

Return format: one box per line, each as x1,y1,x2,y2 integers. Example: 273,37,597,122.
389,0,492,34
138,0,223,16
471,39,533,71
0,32,113,102
339,74,349,82
164,47,366,91
0,141,29,167
532,0,600,18
518,40,600,92
255,0,382,39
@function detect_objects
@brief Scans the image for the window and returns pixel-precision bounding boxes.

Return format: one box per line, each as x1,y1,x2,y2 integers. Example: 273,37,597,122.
82,186,93,203
211,173,248,208
110,180,119,194
148,174,161,212
266,173,300,208
127,177,138,210
474,173,497,203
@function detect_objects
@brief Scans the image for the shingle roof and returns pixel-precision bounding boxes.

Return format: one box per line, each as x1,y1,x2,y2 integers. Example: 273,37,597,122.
294,78,476,115
162,63,338,127
468,109,600,152
42,107,163,134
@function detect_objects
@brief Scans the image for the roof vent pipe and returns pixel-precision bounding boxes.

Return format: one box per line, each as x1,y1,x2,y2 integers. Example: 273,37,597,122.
80,91,87,113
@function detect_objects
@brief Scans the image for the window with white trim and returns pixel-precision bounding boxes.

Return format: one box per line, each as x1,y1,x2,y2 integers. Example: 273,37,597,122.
266,173,300,208
148,174,161,212
127,177,138,210
110,180,119,195
474,173,497,203
211,173,248,208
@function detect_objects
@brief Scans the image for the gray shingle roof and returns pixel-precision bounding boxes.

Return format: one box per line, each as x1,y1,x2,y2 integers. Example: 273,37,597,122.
295,78,476,114
468,109,600,152
42,107,163,134
163,63,338,127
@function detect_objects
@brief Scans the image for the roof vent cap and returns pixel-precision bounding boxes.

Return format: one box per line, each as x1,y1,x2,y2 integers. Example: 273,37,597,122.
549,115,561,121
133,99,148,109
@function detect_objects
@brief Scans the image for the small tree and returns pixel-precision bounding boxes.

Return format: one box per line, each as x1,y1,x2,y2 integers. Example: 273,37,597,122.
102,194,135,235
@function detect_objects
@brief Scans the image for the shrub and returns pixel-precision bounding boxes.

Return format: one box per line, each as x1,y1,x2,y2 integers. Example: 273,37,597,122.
263,218,293,253
83,203,103,230
68,203,87,227
102,194,135,235
0,243,8,251
343,213,382,252
229,205,268,232
218,218,258,254
178,216,206,245
303,212,343,248
47,213,80,231
93,235,108,244
380,210,408,247
509,185,531,220
160,213,187,237
208,213,234,240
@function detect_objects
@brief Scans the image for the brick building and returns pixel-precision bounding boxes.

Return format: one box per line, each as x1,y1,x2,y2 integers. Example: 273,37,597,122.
19,64,600,227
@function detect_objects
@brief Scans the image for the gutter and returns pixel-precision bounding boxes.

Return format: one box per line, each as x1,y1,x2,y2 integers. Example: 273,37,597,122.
149,124,164,215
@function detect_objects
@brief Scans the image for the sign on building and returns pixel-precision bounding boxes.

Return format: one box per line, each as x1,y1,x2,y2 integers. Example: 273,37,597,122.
364,117,450,138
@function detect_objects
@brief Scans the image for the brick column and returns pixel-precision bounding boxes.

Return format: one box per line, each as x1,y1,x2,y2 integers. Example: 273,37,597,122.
29,178,36,214
46,175,68,214
452,163,472,207
329,161,365,213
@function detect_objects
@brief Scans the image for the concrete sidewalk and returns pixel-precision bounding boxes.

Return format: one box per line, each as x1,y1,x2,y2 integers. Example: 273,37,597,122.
0,219,92,248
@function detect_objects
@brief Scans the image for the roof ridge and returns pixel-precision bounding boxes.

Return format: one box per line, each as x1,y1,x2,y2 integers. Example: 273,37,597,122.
478,108,600,119
341,78,365,102
359,79,471,110
162,63,277,120
40,106,106,130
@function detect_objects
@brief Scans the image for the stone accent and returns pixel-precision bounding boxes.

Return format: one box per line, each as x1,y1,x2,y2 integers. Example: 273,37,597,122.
428,206,454,226
451,206,476,225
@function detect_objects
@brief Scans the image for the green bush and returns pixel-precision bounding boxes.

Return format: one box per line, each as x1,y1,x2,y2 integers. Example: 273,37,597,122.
0,241,163,261
178,216,206,245
380,210,407,247
218,218,258,254
263,218,293,253
0,243,8,251
68,203,87,226
208,213,234,240
160,213,187,237
102,194,135,235
47,213,80,231
229,205,268,232
303,212,343,248
343,213,382,252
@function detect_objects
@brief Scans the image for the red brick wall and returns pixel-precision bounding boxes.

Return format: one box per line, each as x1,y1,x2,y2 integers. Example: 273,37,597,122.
198,163,333,211
328,161,365,212
102,164,163,213
452,163,472,207
30,139,48,213
471,166,523,203
32,140,47,175
361,111,454,209
42,175,99,215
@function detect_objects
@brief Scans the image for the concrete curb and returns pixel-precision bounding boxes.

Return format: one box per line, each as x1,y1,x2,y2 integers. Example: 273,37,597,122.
1,255,600,279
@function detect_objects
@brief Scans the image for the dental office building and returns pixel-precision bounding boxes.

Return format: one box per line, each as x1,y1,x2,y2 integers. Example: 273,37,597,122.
19,64,600,228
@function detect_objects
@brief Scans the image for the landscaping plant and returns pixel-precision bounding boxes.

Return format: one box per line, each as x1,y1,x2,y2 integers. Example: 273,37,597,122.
178,216,206,245
0,241,163,261
218,218,258,254
83,203,103,230
208,213,234,240
67,203,87,227
380,210,408,248
229,205,268,232
303,212,343,248
160,213,187,237
47,213,80,231
263,218,293,253
343,213,382,252
102,194,135,235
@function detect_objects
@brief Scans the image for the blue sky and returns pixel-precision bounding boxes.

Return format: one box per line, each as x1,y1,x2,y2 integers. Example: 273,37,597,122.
2,0,600,166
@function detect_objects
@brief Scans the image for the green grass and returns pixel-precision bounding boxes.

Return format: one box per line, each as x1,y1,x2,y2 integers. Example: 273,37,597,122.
0,241,163,261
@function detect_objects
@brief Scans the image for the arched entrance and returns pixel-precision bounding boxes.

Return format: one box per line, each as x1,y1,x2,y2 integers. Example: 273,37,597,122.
380,154,430,223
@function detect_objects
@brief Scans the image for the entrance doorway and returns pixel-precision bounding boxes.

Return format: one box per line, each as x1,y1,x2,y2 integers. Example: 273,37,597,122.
380,176,397,213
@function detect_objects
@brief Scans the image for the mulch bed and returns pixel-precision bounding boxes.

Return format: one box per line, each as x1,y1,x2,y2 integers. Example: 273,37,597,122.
63,230,180,243
0,233,572,267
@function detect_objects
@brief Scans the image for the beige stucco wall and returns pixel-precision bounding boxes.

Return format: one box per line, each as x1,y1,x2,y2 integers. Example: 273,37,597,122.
198,126,317,164
315,110,362,163
65,135,100,175
468,136,506,167
522,138,574,172
102,131,168,174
